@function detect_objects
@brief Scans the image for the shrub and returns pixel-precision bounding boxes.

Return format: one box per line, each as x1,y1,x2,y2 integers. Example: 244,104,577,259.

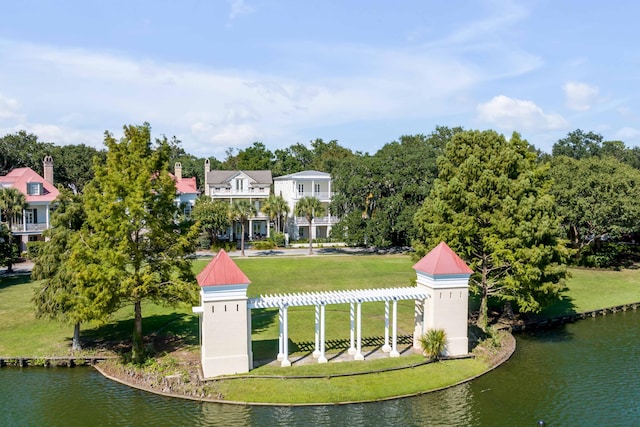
419,329,447,361
26,241,44,260
253,240,276,250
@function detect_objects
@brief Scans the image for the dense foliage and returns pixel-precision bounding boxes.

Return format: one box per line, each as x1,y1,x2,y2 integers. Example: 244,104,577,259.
413,130,570,329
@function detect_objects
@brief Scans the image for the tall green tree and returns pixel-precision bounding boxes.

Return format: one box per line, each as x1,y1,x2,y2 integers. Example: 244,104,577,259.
295,196,325,254
549,155,640,264
31,189,100,350
229,200,256,256
223,142,274,170
0,187,26,273
414,130,569,330
192,197,230,246
0,131,54,176
77,123,200,363
50,144,105,193
552,129,603,159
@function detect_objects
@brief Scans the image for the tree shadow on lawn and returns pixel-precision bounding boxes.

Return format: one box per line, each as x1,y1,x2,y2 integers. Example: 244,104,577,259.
80,312,199,355
0,274,31,290
251,307,277,334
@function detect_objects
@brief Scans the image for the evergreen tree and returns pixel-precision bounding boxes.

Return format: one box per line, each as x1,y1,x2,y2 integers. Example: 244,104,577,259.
414,130,569,330
77,123,200,363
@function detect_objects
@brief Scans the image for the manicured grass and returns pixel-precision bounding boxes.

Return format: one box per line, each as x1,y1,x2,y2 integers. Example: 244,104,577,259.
539,267,640,318
211,358,486,404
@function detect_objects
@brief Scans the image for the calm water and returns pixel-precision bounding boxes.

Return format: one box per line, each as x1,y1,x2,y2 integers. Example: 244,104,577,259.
2,310,640,426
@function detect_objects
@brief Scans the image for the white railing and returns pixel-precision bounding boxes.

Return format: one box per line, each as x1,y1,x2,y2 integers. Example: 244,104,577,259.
295,191,333,200
295,216,339,226
11,223,48,232
211,188,270,197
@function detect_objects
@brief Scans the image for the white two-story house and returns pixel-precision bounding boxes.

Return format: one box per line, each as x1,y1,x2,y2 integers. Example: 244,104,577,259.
204,159,272,241
0,156,59,251
273,170,338,241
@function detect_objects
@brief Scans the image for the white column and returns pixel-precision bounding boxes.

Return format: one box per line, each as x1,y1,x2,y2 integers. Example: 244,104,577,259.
281,305,291,367
354,301,364,360
318,303,327,363
45,203,51,229
390,299,400,357
348,302,356,355
249,219,253,240
277,307,284,361
313,305,320,358
382,300,391,352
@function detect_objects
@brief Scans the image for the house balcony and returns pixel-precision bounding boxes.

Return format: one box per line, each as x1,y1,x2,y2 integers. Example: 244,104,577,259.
295,216,339,226
11,223,49,233
294,191,333,201
210,188,271,198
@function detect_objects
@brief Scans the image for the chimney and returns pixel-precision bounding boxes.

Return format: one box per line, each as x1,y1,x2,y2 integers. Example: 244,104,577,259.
175,162,182,182
204,158,210,191
43,155,54,185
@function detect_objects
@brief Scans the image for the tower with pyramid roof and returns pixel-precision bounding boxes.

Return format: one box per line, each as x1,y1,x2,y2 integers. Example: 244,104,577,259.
193,250,252,378
412,242,473,356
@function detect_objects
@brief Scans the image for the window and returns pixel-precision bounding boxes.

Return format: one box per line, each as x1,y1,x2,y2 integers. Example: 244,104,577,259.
25,209,37,224
27,182,42,195
314,183,321,193
236,179,244,191
297,184,304,195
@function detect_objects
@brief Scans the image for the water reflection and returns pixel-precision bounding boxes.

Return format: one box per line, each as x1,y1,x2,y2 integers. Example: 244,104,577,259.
3,310,640,426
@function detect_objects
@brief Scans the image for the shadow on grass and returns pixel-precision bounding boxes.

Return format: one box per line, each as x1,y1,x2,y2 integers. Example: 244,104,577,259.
0,274,31,290
81,312,199,354
251,308,277,334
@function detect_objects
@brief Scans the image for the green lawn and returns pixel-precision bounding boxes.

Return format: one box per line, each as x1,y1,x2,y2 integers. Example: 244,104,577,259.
3,255,640,403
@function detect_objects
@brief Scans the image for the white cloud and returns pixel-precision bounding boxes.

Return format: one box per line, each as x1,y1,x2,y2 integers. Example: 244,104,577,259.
228,0,254,21
614,126,640,141
0,93,23,121
564,82,599,111
476,95,567,131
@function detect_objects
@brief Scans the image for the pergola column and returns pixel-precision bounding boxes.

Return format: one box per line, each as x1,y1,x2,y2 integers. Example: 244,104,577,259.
318,303,327,363
348,303,356,355
313,305,320,358
354,301,364,360
281,305,291,367
277,307,284,361
382,300,391,352
390,299,400,357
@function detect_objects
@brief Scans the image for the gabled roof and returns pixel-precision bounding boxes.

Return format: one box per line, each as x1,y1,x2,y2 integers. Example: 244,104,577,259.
206,170,272,187
413,241,473,275
169,173,199,195
274,170,331,181
0,167,59,203
196,249,251,287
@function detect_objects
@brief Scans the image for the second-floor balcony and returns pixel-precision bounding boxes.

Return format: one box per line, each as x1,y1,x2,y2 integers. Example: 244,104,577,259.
294,191,333,201
11,222,49,233
295,216,339,226
210,187,270,198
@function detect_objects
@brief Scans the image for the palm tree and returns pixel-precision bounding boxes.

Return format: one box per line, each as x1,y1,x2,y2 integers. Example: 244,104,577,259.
261,194,290,236
229,200,256,256
419,329,447,361
294,196,325,255
0,187,26,273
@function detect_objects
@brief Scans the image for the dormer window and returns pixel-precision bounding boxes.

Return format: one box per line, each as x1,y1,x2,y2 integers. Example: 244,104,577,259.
236,179,244,191
27,182,43,195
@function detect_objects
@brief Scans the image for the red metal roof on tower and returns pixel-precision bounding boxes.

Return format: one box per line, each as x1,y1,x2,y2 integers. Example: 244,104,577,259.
413,241,473,275
196,249,251,287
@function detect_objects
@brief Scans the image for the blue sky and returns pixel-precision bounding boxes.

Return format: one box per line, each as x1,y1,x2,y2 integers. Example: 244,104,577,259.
1,0,639,157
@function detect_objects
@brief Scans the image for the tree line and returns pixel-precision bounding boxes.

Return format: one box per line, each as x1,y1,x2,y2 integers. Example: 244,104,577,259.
2,123,640,346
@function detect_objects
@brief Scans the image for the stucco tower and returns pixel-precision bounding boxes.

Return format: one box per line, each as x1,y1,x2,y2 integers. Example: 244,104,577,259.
412,242,473,356
193,250,252,378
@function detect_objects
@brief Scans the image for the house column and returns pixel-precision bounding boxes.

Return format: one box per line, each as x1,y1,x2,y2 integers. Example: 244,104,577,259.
249,219,253,241
318,303,327,363
382,300,391,352
313,305,320,358
354,301,364,360
45,203,51,229
390,299,400,357
348,303,356,355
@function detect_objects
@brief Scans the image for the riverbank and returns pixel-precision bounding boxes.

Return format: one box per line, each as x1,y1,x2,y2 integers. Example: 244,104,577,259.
91,330,515,405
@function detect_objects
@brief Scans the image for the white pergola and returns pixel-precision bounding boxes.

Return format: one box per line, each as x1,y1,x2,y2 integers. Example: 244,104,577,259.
248,287,430,367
